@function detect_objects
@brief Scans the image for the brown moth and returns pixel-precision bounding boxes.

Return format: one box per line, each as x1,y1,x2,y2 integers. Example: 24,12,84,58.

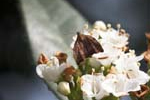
73,32,103,65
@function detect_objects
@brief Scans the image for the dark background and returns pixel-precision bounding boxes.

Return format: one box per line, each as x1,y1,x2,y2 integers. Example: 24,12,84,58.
0,0,149,100
0,0,34,73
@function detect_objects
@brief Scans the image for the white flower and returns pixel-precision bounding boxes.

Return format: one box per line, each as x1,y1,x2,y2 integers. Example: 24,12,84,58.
114,52,150,85
57,81,71,96
92,45,123,66
99,28,128,48
102,74,141,97
92,52,112,66
88,27,128,49
90,29,106,41
81,74,109,100
36,56,67,82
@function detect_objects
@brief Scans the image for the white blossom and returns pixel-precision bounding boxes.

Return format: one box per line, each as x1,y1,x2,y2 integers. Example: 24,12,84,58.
102,74,141,97
36,56,67,82
92,45,123,66
114,52,150,85
99,28,128,49
81,74,109,100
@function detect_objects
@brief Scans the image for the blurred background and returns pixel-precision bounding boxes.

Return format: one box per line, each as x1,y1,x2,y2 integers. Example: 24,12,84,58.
0,0,149,100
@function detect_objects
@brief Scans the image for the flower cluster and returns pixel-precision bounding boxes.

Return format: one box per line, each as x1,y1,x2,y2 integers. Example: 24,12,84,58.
36,21,150,100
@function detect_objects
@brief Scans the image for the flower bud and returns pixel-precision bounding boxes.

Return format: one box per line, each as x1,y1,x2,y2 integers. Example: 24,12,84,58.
57,82,71,96
89,58,101,68
107,23,111,29
101,66,105,72
116,23,121,30
93,21,107,31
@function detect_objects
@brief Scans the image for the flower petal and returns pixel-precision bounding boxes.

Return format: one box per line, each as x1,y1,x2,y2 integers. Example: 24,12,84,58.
102,74,141,97
81,74,108,99
36,64,46,78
